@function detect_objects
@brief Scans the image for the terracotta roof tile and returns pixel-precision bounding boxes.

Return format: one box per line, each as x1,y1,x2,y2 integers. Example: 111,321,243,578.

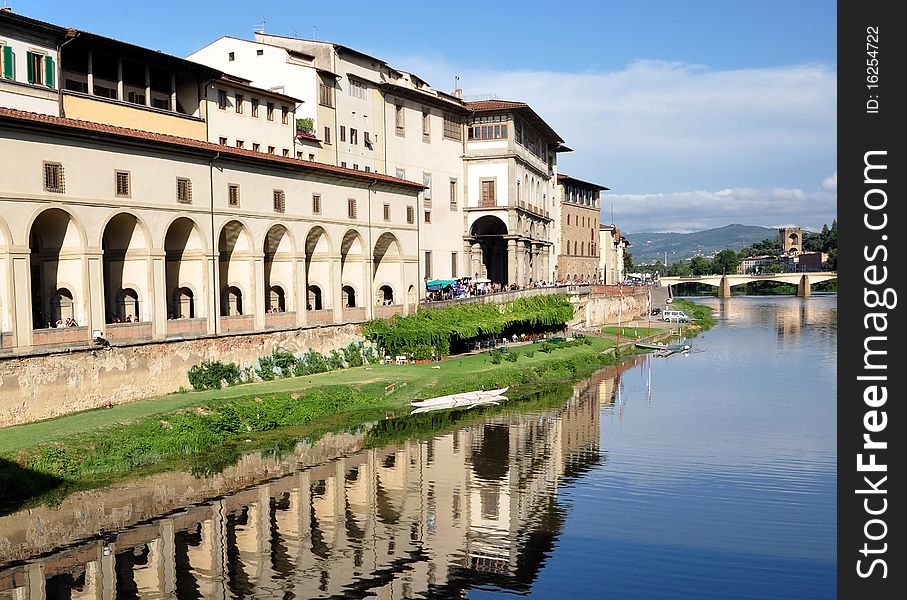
0,107,423,191
463,100,528,111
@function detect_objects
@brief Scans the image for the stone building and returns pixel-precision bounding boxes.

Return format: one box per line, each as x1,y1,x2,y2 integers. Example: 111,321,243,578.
554,174,608,282
779,226,802,255
0,8,65,116
598,224,629,285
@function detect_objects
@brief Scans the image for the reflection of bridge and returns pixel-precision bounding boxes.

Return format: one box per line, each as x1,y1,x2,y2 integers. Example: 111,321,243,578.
658,272,837,298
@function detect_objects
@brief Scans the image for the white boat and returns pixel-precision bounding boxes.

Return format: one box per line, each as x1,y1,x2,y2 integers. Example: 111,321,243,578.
410,387,509,408
410,396,508,415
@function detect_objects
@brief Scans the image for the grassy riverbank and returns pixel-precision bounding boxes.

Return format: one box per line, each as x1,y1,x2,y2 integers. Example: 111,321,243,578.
1,335,633,513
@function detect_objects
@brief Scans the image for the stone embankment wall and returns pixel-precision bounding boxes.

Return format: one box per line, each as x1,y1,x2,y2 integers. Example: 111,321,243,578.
0,324,363,427
571,285,669,328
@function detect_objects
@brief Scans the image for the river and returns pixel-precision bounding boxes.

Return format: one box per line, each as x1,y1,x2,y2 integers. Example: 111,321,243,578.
0,295,836,599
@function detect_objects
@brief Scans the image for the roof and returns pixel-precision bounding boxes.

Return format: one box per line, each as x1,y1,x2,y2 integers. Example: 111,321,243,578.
378,82,469,114
0,8,68,38
254,33,387,67
558,173,610,191
465,99,564,144
0,107,423,191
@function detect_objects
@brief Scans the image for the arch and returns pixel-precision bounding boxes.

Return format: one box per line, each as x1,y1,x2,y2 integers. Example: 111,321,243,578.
342,284,357,308
377,284,394,305
373,232,403,303
114,288,140,322
341,229,366,257
218,220,253,317
407,285,416,305
469,215,509,285
52,287,75,323
164,217,207,320
304,225,332,257
0,213,12,248
29,209,87,329
307,284,323,311
264,224,295,313
470,215,508,237
102,213,151,323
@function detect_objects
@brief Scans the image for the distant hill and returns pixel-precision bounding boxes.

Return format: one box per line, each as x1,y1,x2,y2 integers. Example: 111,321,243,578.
627,224,778,264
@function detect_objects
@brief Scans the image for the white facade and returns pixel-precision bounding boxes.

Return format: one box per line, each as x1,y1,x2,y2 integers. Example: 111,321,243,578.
204,79,298,156
0,11,62,116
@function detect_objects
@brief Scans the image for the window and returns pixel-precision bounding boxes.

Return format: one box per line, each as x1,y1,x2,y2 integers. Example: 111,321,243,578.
308,153,315,161
423,173,432,201
235,140,244,149
43,162,64,193
480,179,495,207
2,45,15,80
273,189,285,213
348,198,357,219
251,98,259,117
281,106,289,124
443,114,461,140
176,178,192,204
424,210,431,224
312,193,321,214
228,51,235,61
422,109,430,139
396,168,406,180
383,203,390,221
252,142,260,152
406,206,415,224
424,251,432,279
349,77,368,100
395,104,404,135
323,126,331,144
341,161,347,168
364,131,372,149
267,146,275,154
297,151,303,159
228,184,240,207
217,89,227,109
235,94,244,114
282,148,289,157
266,102,274,121
115,170,130,197
567,214,570,225
256,49,264,56
219,136,228,145
451,252,458,278
26,51,49,86
467,115,508,140
449,179,457,209
319,81,334,107
350,128,358,145
365,166,370,172
340,125,346,142
352,164,358,171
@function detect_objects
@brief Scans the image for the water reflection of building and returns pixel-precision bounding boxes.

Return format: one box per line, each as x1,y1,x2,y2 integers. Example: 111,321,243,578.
0,390,606,599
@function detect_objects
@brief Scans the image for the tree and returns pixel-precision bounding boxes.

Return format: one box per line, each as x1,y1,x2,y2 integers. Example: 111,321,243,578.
296,117,315,134
689,255,712,276
713,249,740,274
623,250,633,275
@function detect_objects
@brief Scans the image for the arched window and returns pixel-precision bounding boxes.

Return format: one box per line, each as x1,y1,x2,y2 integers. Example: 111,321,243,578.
407,285,416,305
268,285,286,312
225,286,243,316
173,287,194,319
307,285,323,311
114,288,140,322
377,285,394,305
52,288,75,323
342,285,357,308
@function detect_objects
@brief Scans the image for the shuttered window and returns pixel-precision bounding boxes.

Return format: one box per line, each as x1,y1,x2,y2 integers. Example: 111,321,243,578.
273,189,286,213
43,162,64,193
176,178,192,204
115,171,130,197
228,184,240,207
2,46,14,80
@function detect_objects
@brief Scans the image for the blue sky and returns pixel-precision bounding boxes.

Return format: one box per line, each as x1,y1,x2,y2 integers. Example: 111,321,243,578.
14,0,837,232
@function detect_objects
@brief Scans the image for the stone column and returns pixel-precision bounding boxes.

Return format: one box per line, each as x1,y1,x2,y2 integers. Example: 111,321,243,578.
797,274,811,297
170,73,177,112
296,255,308,327
330,256,342,323
86,250,105,337
507,238,518,286
718,275,732,299
116,58,124,102
253,252,265,330
144,66,152,107
10,251,32,350
100,542,117,600
150,251,166,339
207,250,218,335
157,519,176,597
471,242,483,279
87,51,94,96
516,240,526,287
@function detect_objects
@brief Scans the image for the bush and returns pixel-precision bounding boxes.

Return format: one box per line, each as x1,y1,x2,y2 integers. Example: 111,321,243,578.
582,336,592,345
489,348,504,364
540,342,555,354
256,348,298,381
295,349,328,376
187,360,241,390
362,345,380,364
327,349,345,370
524,350,535,358
504,351,518,362
342,342,365,368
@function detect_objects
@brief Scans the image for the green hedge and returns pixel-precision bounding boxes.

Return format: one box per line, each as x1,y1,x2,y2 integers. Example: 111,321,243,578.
361,295,574,356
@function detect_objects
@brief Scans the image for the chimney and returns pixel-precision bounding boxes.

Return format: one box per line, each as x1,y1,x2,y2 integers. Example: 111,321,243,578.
453,88,463,99
0,7,12,12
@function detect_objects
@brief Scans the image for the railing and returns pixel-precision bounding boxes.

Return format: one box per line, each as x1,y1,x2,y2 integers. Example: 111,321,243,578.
104,322,153,342
375,304,405,319
32,326,90,346
220,315,255,334
265,311,297,329
306,309,334,325
166,318,207,338
342,307,367,322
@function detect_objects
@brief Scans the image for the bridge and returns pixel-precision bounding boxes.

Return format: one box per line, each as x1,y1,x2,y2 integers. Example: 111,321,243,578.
658,272,837,298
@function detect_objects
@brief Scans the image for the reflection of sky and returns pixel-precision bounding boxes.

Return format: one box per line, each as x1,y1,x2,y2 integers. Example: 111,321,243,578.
518,297,836,599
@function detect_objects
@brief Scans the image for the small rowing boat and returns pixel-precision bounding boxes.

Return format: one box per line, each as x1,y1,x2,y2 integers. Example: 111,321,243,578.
635,341,691,356
410,396,508,414
410,387,509,408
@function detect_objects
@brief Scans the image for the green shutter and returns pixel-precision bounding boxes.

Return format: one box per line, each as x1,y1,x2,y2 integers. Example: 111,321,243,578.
44,55,55,88
26,51,34,83
2,46,13,80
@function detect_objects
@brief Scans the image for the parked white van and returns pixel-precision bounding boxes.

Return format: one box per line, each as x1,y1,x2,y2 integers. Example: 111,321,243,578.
662,310,691,323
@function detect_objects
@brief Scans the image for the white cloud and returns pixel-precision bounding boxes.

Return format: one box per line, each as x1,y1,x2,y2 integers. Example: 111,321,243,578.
385,55,837,230
822,171,837,192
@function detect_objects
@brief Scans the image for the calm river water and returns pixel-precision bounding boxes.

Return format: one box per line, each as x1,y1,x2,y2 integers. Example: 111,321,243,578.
0,295,836,599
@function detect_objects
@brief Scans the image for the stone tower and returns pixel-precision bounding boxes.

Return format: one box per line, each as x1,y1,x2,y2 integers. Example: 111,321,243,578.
779,227,802,255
